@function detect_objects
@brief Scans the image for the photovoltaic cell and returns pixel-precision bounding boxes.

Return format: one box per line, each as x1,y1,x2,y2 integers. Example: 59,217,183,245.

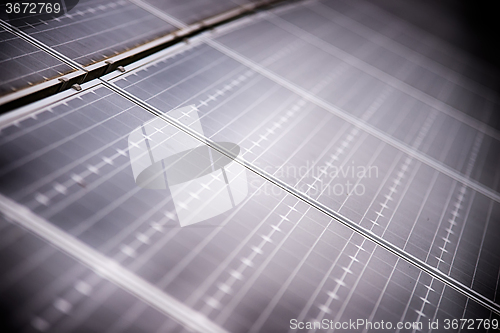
0,215,183,333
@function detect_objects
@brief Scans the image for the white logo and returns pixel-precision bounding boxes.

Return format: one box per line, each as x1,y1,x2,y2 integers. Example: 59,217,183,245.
128,105,248,227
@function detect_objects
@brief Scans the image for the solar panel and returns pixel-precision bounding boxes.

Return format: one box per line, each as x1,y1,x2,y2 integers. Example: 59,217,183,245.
0,84,497,331
0,0,499,332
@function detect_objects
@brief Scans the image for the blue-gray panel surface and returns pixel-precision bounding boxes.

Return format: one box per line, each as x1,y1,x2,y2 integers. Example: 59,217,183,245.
0,27,74,96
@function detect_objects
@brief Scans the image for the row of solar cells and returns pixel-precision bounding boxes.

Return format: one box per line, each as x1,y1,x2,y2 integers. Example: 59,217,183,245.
0,0,263,97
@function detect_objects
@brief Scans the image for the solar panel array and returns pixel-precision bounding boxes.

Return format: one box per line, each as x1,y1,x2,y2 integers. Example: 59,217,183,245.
0,0,499,332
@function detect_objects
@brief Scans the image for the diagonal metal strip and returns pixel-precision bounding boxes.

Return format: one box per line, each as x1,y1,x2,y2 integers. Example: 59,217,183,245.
0,194,229,333
100,78,500,317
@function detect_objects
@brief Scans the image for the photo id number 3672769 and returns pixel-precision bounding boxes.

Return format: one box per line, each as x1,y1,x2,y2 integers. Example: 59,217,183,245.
5,2,61,14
